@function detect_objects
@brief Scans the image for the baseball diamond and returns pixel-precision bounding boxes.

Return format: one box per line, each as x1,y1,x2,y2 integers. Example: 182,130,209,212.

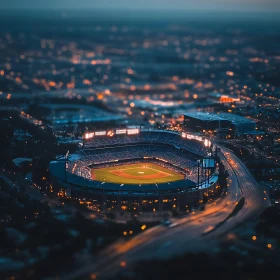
92,163,184,184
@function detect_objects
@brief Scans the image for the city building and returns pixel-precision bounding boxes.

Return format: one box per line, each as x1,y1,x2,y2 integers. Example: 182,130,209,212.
183,112,256,134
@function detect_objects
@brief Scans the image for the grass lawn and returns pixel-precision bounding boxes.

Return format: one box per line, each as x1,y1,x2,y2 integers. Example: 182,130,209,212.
92,163,184,184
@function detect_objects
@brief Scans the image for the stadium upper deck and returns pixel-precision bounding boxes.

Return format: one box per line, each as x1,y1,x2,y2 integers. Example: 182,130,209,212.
83,129,210,157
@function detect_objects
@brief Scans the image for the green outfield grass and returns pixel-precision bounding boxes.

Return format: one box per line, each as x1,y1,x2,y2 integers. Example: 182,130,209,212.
91,163,184,184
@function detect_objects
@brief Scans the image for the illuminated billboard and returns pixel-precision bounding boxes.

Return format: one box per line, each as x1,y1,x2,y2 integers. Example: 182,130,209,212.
116,129,127,134
85,128,141,139
184,133,203,142
95,131,106,136
202,158,215,168
84,132,94,139
127,128,139,135
182,132,211,146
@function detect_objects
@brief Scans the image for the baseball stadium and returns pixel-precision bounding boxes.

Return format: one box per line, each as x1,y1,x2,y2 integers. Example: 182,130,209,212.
50,129,219,212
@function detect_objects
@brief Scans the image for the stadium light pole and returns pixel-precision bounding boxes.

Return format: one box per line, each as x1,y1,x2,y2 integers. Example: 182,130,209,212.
208,159,210,185
204,159,207,187
65,150,69,183
197,159,200,188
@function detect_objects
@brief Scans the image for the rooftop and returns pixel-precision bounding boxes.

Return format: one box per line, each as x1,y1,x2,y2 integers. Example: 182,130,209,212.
184,112,225,121
184,112,255,125
217,112,256,125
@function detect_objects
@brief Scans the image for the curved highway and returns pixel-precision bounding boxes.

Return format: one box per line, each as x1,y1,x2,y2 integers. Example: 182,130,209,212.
60,146,270,280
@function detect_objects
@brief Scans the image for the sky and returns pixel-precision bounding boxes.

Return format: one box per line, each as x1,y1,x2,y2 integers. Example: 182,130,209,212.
1,0,280,12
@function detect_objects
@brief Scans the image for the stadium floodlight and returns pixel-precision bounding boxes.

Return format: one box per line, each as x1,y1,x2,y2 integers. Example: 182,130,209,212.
204,138,211,147
107,130,114,137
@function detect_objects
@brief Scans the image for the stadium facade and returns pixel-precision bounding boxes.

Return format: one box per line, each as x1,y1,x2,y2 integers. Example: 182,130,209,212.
184,112,256,134
50,129,220,212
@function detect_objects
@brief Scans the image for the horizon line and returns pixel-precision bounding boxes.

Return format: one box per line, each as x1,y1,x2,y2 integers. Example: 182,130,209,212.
0,7,280,13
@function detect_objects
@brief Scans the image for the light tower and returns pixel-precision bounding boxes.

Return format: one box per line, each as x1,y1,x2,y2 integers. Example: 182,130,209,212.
65,150,69,182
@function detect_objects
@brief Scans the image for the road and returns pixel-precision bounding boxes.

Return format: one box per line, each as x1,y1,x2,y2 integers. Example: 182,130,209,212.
219,139,280,167
220,146,270,221
61,146,270,280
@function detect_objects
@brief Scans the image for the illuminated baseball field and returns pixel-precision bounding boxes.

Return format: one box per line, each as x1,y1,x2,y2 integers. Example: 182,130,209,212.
91,163,184,184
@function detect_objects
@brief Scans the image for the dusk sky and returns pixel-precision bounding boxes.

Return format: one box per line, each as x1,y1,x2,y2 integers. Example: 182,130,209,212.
1,0,280,12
